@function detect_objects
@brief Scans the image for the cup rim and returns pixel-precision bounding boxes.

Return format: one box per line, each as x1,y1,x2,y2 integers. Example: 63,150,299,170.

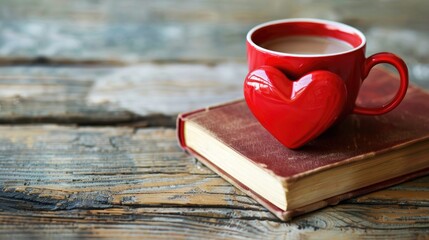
246,18,366,58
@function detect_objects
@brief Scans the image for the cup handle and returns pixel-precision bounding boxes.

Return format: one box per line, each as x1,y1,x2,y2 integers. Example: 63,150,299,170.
353,52,408,115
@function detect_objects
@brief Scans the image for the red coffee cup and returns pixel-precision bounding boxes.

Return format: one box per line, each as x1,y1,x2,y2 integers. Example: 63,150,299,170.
244,18,408,149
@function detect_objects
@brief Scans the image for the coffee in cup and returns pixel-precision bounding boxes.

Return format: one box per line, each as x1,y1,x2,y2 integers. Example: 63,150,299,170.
260,36,354,55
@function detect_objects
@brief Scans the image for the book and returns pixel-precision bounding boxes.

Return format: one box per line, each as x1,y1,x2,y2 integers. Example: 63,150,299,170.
177,68,429,221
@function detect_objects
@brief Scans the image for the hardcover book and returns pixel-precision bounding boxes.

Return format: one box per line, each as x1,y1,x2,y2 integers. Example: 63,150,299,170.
177,68,429,221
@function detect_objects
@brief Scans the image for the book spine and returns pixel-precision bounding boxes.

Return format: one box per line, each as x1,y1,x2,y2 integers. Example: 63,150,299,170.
176,106,209,150
176,114,187,149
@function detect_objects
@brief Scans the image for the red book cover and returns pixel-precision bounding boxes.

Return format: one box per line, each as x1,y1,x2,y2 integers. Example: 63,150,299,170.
177,68,429,221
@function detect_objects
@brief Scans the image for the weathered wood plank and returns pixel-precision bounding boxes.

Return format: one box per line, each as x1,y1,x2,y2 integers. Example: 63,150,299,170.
1,205,429,239
1,0,427,29
0,0,428,84
87,63,246,115
348,177,429,206
0,66,139,124
1,126,429,239
0,126,261,211
0,63,245,124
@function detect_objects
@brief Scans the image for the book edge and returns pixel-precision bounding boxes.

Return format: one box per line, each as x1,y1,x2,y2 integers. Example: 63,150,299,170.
287,135,429,182
184,145,429,221
176,98,245,150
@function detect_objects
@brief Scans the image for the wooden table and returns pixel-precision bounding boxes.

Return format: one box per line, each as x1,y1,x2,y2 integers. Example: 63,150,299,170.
1,1,429,239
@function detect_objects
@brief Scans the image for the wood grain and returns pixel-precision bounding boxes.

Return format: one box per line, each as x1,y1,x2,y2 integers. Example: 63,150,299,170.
0,126,258,209
1,126,429,239
0,66,136,124
0,63,245,124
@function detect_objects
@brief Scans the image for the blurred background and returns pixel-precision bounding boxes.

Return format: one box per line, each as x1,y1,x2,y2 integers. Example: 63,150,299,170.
0,0,427,118
0,0,427,81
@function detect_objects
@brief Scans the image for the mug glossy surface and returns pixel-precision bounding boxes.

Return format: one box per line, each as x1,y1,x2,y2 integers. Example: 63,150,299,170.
244,18,408,148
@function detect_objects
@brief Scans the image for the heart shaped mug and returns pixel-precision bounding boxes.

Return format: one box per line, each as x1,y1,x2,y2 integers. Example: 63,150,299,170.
244,18,408,149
